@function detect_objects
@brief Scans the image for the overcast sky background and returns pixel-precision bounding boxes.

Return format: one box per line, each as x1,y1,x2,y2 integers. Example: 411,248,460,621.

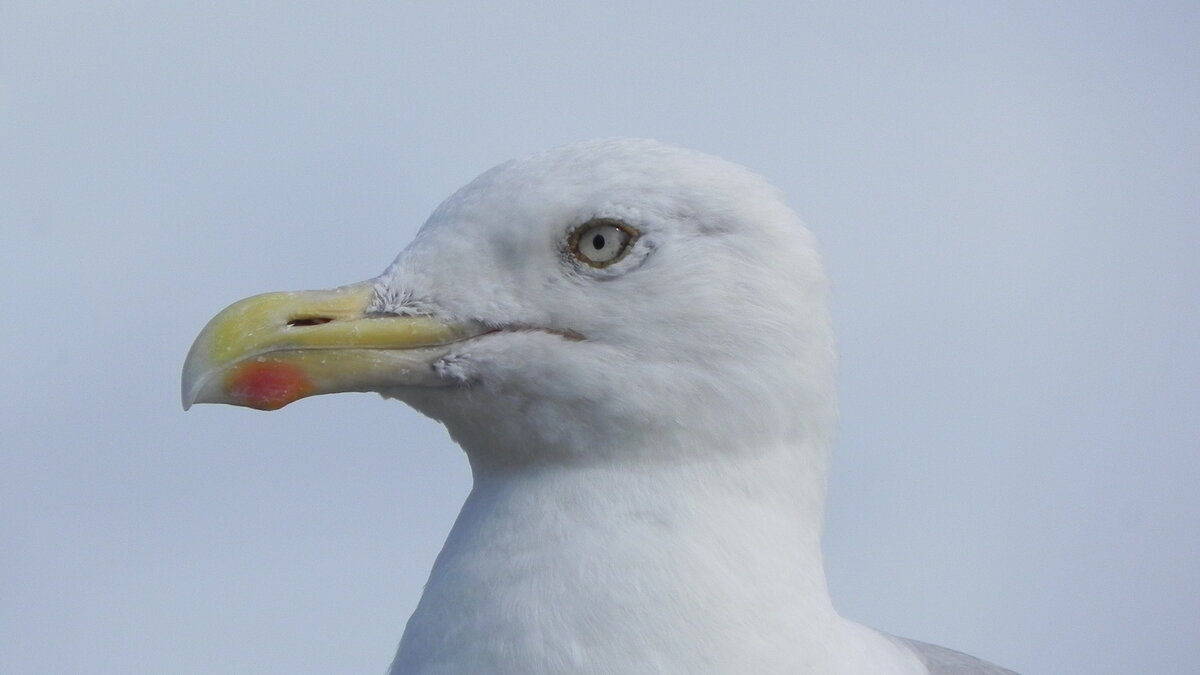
2,3,1197,674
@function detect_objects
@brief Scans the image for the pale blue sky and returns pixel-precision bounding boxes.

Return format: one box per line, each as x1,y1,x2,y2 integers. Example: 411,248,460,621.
2,2,1197,673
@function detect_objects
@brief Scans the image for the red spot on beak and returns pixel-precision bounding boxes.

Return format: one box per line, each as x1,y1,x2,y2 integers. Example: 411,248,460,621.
225,361,314,410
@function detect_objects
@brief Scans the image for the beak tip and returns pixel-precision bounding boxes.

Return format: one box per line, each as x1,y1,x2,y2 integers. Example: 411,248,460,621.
181,382,198,411
180,360,209,412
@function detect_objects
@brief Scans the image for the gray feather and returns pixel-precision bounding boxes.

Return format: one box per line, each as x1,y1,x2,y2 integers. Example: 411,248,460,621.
897,637,1020,675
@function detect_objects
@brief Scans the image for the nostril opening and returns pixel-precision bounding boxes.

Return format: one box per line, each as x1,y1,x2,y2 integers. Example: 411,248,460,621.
287,317,333,327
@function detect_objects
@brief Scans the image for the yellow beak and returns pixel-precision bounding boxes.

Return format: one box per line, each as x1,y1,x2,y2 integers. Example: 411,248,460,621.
181,282,475,411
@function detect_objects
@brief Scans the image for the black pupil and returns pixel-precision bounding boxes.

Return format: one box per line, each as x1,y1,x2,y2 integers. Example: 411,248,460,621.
592,233,607,250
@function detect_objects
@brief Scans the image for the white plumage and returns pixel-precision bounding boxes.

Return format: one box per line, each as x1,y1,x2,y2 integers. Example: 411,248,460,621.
184,138,1017,674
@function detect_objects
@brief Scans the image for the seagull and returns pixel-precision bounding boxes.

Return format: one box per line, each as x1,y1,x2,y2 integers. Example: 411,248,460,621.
182,138,1019,674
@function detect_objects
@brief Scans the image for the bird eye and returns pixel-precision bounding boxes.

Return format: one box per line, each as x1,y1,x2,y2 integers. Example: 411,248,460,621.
569,219,638,267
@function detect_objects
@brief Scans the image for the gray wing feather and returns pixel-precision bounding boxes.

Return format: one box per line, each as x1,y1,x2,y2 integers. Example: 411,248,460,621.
895,636,1020,675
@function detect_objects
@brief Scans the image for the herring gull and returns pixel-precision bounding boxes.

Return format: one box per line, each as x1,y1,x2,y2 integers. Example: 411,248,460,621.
181,138,1018,674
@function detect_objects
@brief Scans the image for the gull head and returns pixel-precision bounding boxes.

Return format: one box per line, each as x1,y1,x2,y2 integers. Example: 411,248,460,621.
182,138,836,468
